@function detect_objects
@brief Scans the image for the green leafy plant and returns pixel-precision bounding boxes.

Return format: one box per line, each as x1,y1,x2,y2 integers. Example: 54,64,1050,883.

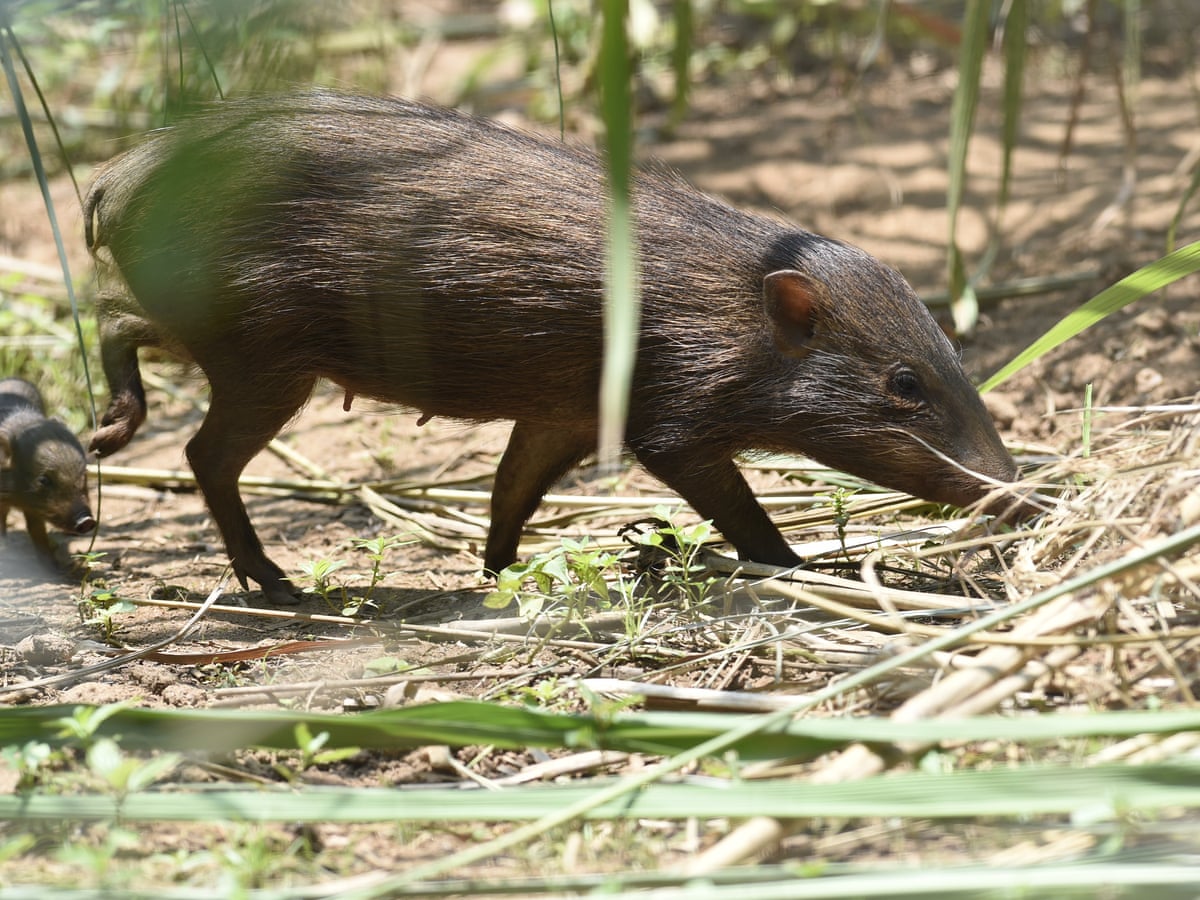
85,737,180,802
362,656,411,677
348,533,411,614
299,534,410,616
75,551,138,641
485,536,623,624
212,825,301,894
297,555,349,606
504,675,573,711
629,505,720,610
77,585,138,642
46,704,181,803
825,486,855,560
52,702,130,749
55,824,140,891
0,740,59,792
272,724,361,783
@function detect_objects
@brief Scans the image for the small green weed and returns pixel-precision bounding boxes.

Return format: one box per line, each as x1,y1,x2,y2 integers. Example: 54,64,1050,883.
298,533,412,616
75,552,137,641
485,536,624,624
76,589,138,642
53,702,127,747
297,556,348,605
486,510,729,648
272,723,361,782
629,506,721,610
0,740,60,792
502,676,574,711
49,704,181,802
55,825,140,891
0,832,37,864
85,737,181,802
824,486,855,560
215,825,312,893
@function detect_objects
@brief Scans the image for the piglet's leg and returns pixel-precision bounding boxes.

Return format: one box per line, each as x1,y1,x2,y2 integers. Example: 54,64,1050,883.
22,511,51,558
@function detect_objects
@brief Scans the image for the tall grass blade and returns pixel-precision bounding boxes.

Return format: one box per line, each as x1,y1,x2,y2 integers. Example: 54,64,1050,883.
1167,157,1199,252
546,0,565,140
0,22,96,431
176,0,225,100
980,240,1200,391
6,760,1200,824
670,0,693,124
597,0,640,471
10,702,1200,758
945,0,988,333
997,0,1026,214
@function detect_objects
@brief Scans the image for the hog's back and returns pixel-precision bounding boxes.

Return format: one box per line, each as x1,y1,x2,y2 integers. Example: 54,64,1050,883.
89,94,761,430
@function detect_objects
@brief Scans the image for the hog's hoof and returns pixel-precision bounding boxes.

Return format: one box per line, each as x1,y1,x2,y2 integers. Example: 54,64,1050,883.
89,422,137,457
89,394,145,457
232,559,301,606
258,578,302,607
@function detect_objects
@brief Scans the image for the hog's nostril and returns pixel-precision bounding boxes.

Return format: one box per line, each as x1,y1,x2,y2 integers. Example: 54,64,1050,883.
75,515,97,533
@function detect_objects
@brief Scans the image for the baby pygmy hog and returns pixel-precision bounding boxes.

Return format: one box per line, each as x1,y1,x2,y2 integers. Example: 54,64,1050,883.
0,377,96,561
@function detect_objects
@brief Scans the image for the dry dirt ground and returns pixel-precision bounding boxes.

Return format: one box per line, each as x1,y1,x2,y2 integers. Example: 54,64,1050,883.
0,29,1198,882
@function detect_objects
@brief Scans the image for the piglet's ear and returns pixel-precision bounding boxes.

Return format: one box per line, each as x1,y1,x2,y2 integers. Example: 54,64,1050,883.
764,269,825,356
0,433,12,469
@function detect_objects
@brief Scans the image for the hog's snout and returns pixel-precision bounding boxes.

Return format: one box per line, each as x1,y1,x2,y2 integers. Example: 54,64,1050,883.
72,512,97,534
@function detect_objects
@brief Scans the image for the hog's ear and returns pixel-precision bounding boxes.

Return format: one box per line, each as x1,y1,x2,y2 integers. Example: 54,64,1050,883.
764,269,825,356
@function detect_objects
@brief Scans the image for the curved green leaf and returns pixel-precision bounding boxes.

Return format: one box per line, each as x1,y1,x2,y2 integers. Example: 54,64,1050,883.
981,240,1200,392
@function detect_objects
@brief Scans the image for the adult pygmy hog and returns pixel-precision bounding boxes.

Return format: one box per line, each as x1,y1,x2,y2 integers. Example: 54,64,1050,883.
0,377,96,560
84,90,1019,606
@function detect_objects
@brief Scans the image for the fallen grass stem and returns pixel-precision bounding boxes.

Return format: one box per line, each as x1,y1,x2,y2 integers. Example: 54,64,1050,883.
123,595,662,654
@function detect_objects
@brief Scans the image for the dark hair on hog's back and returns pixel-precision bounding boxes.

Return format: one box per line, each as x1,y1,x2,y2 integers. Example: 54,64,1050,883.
81,89,1021,605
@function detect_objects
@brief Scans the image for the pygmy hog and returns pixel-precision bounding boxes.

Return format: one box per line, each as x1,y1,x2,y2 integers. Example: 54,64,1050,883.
0,377,96,560
84,90,1020,606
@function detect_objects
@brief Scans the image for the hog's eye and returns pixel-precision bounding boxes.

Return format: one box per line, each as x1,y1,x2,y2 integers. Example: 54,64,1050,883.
888,367,925,405
36,473,54,491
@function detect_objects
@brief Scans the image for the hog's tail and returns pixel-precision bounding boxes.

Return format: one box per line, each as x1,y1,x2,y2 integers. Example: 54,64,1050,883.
82,182,105,251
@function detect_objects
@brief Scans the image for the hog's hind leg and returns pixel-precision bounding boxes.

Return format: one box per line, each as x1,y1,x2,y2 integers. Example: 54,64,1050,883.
185,370,316,606
90,301,157,457
485,422,594,573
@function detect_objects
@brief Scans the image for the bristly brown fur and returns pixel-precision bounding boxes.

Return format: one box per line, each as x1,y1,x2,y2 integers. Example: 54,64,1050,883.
84,90,1018,604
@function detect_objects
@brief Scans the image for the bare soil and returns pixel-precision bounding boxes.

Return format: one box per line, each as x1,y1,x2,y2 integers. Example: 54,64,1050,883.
1,33,1199,884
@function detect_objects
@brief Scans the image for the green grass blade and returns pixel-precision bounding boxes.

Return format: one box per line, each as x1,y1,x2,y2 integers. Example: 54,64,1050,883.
597,0,640,470
0,702,833,759
414,863,1200,899
945,0,988,331
998,0,1027,214
0,24,97,431
10,702,1200,759
670,0,693,124
546,0,566,139
6,760,1200,824
1167,156,1199,252
980,240,1200,392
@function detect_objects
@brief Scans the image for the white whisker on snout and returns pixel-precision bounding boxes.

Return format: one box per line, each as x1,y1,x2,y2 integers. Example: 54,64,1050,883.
902,430,1054,514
